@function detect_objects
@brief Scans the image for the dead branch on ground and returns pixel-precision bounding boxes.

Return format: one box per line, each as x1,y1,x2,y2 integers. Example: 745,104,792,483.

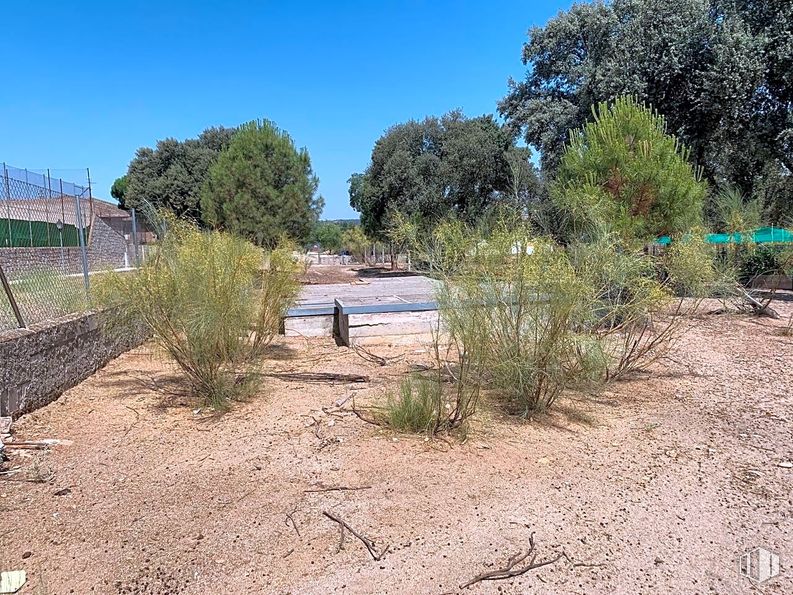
285,508,301,537
351,343,404,367
460,532,562,589
349,398,387,427
305,485,372,493
267,371,369,383
322,511,389,561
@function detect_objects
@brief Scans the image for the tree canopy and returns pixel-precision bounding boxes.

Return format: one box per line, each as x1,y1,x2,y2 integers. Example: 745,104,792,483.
349,111,540,239
311,221,344,252
499,0,792,220
553,96,707,241
123,126,236,223
201,120,323,247
110,175,128,209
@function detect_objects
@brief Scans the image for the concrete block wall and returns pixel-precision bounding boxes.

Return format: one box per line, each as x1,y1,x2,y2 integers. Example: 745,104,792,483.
0,310,147,417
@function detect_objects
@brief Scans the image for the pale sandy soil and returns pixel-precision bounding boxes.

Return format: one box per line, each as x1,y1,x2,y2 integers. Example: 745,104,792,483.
1,301,792,594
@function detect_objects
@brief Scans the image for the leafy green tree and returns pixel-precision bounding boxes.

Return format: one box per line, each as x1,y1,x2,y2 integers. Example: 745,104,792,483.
500,0,792,220
201,120,323,247
341,225,370,264
350,111,540,239
110,175,128,208
311,221,343,252
553,97,706,241
124,126,236,223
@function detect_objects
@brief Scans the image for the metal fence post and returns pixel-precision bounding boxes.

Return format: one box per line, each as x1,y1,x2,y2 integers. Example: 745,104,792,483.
131,208,140,266
3,163,12,247
73,194,90,293
0,264,25,328
25,169,33,246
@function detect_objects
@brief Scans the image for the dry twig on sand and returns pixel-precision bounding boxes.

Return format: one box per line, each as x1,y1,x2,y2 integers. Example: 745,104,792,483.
305,485,372,493
285,508,301,537
461,532,562,589
351,343,405,367
322,511,389,561
267,372,370,383
461,530,605,589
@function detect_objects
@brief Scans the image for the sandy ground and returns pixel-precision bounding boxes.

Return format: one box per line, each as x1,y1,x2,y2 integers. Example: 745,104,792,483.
1,301,792,594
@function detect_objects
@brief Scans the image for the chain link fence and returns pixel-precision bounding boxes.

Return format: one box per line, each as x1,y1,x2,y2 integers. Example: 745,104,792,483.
0,163,150,331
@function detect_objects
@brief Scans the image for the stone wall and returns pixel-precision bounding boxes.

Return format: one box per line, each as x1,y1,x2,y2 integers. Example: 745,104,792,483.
0,310,147,417
0,215,133,278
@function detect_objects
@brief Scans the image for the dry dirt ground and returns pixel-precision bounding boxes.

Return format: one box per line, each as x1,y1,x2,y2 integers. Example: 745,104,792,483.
299,264,420,285
1,302,792,594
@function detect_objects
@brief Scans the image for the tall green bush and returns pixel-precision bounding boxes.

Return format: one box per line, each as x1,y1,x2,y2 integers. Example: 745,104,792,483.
96,219,300,408
553,96,707,242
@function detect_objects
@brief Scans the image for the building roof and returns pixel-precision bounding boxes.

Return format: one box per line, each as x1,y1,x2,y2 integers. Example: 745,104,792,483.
0,197,128,226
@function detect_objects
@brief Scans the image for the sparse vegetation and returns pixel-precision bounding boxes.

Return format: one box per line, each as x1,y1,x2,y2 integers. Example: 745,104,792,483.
95,217,300,408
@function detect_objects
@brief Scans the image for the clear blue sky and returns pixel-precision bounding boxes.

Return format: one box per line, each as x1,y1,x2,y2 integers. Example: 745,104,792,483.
0,1,571,219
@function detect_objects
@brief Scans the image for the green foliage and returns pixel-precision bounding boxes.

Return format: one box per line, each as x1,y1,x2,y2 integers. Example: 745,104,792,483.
311,222,343,252
710,186,763,235
500,0,793,223
110,175,128,209
95,218,300,409
384,375,443,434
472,232,602,414
201,120,323,248
662,230,718,298
341,225,370,264
349,111,540,239
125,126,236,223
738,245,790,284
553,97,706,241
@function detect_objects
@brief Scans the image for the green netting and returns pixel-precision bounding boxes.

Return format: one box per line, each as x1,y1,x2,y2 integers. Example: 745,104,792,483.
657,227,793,246
0,218,88,247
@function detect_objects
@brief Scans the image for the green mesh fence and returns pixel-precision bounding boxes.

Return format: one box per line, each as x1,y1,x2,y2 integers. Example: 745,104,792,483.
0,218,88,247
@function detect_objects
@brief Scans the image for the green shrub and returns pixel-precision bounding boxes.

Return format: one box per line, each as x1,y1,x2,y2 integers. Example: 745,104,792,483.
553,96,706,242
738,244,786,284
662,230,718,298
384,375,443,434
96,219,300,408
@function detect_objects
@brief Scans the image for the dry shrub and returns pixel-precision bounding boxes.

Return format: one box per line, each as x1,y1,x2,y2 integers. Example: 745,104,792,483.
571,232,717,379
388,215,719,423
427,222,605,416
95,218,300,408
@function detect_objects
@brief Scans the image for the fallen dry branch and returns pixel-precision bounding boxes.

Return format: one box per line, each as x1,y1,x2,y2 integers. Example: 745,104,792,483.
285,508,301,537
305,485,372,493
349,398,387,427
322,511,389,561
266,372,370,384
351,343,405,367
460,532,563,589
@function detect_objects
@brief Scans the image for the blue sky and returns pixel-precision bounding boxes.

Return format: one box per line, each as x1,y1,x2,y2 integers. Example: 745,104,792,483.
0,1,570,219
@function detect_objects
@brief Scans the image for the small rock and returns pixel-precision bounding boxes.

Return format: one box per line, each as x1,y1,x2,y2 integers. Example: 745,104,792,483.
53,488,71,497
21,551,32,559
778,461,793,469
